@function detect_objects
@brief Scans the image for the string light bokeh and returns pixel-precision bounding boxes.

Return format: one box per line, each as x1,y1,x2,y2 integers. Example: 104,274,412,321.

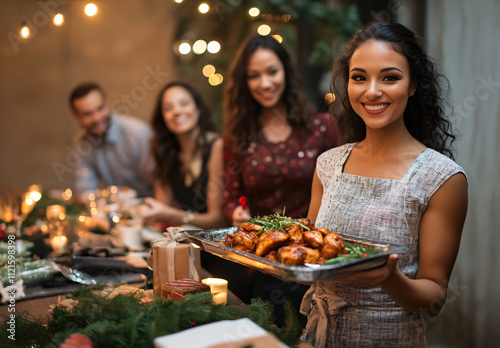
14,1,289,87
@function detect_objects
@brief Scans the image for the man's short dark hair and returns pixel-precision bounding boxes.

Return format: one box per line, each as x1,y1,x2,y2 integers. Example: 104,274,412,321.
69,82,106,110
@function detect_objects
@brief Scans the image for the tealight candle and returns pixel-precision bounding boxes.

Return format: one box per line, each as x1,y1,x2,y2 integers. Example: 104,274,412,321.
50,235,68,253
202,278,228,304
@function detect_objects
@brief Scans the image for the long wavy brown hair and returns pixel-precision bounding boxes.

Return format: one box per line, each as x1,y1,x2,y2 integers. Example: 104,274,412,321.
151,82,214,185
331,22,456,159
223,35,316,155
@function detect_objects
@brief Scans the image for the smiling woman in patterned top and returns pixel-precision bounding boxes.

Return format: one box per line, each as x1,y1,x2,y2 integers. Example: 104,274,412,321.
221,34,342,326
301,22,468,348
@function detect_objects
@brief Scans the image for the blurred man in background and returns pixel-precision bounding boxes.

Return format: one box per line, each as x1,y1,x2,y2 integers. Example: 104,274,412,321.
69,82,154,200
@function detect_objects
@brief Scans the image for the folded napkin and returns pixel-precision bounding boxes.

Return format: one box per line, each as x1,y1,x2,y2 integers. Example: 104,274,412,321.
153,318,288,348
73,231,126,257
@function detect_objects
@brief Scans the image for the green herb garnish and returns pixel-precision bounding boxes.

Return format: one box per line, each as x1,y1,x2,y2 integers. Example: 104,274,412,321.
325,242,380,264
247,209,311,236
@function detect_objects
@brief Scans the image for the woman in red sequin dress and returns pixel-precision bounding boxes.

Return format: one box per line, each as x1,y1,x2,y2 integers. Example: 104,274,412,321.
220,35,342,326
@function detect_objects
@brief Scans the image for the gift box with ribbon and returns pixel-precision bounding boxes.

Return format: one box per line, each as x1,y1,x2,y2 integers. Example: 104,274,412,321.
161,278,210,301
148,227,202,296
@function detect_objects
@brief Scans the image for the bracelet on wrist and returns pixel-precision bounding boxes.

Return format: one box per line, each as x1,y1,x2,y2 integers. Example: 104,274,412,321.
182,211,196,225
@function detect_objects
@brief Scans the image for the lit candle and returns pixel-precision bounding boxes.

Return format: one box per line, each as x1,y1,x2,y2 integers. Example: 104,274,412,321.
50,235,68,253
46,205,65,221
21,193,35,220
201,278,228,305
3,206,13,223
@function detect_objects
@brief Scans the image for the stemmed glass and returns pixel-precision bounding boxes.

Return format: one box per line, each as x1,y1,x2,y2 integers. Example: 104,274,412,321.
0,185,42,238
0,196,17,225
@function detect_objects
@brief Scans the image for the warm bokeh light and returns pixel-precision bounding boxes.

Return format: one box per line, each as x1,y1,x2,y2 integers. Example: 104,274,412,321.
272,34,283,43
20,25,30,39
208,73,223,86
85,3,98,16
28,184,42,202
324,92,336,104
29,190,42,202
174,0,183,3
248,7,260,17
3,207,13,223
257,24,271,36
198,3,209,14
62,188,72,200
28,184,42,192
193,39,207,54
207,41,220,54
21,193,36,219
202,64,216,77
53,13,64,26
179,42,191,55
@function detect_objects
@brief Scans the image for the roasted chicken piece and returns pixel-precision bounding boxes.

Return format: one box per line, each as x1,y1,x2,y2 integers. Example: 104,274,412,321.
241,223,263,233
316,258,329,265
264,250,278,262
278,245,321,265
224,230,258,253
320,232,346,259
317,227,332,236
255,230,289,256
286,223,304,245
302,230,324,248
300,218,316,230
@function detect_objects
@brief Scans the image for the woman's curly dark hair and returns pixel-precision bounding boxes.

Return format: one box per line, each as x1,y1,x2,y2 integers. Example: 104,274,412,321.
331,22,456,159
223,35,316,155
151,81,215,185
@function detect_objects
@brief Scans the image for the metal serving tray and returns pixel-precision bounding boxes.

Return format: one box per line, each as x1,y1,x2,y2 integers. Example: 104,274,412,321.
183,227,408,282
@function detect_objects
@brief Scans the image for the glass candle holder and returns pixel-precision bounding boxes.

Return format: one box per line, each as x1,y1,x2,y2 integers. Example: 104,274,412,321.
50,232,68,253
202,278,228,304
46,205,66,221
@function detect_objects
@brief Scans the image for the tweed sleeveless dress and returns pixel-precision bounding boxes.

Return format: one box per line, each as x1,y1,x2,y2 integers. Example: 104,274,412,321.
300,143,466,348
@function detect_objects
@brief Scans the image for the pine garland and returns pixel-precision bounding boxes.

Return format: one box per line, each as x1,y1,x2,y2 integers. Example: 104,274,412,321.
0,312,52,348
1,284,302,347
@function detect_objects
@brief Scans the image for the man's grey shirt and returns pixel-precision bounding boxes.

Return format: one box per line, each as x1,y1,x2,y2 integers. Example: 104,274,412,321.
73,114,155,198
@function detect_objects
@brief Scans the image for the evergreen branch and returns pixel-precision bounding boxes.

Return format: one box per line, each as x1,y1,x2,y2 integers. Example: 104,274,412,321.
247,211,311,235
325,242,380,264
4,285,302,347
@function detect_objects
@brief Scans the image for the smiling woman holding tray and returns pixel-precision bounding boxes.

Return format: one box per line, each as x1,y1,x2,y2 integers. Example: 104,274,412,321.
300,22,468,347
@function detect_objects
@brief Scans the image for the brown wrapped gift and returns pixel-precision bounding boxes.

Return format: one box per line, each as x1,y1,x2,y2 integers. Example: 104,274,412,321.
149,229,202,296
161,278,210,301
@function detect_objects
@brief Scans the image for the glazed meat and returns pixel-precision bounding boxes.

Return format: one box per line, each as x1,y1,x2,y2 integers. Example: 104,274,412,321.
286,224,304,245
300,218,316,230
224,230,258,253
321,232,346,259
317,227,332,236
223,214,349,265
278,245,321,265
302,230,324,248
264,250,278,262
240,223,263,233
255,230,289,256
